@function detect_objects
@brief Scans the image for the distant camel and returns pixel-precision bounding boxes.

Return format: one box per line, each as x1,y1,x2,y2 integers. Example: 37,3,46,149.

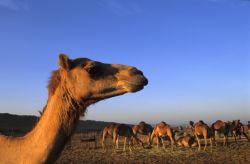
102,123,144,151
211,120,230,146
101,123,117,149
230,120,250,142
150,121,175,150
189,120,213,152
176,134,197,148
248,121,250,134
0,54,148,163
132,121,153,145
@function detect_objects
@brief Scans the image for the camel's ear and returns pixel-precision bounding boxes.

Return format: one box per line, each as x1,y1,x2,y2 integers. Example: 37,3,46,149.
58,54,71,70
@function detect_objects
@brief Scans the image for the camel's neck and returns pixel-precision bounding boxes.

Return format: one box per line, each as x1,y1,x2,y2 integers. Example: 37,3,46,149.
28,87,85,163
0,86,86,164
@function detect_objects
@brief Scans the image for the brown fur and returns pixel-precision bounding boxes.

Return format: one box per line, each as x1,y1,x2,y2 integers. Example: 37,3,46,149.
190,120,213,152
211,120,230,146
176,134,197,148
132,121,153,145
101,123,117,149
151,121,176,150
0,54,148,163
102,123,144,151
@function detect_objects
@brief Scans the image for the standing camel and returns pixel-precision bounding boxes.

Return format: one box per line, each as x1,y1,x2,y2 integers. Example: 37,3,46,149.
113,124,144,151
102,123,144,151
0,54,148,163
150,121,175,150
248,121,250,135
230,120,250,143
189,120,213,152
101,123,117,149
132,121,153,145
211,120,230,146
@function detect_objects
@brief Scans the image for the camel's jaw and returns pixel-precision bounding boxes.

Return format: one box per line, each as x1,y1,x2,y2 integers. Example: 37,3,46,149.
83,75,148,105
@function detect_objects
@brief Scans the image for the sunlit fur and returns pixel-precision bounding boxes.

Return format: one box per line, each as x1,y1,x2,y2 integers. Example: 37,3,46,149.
150,121,176,150
0,54,147,164
190,120,213,152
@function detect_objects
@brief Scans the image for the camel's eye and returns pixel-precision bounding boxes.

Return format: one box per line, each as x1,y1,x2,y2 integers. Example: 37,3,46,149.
86,65,104,78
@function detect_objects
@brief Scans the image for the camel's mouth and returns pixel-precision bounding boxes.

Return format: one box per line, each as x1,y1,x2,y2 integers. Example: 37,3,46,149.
121,75,148,93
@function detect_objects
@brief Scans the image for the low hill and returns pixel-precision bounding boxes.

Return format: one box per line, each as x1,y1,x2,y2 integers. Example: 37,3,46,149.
0,113,114,136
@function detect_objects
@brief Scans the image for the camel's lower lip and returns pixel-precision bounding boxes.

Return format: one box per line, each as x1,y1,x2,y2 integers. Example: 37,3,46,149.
126,84,145,93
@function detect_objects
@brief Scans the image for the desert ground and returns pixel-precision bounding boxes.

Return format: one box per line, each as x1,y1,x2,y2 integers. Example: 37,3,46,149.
57,132,250,164
1,114,249,164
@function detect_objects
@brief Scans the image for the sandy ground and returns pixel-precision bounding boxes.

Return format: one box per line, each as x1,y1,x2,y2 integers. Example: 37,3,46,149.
56,132,250,164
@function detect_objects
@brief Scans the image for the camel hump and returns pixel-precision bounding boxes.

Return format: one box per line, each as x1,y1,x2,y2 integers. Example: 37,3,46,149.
108,123,117,127
160,121,167,125
198,120,205,125
139,121,146,125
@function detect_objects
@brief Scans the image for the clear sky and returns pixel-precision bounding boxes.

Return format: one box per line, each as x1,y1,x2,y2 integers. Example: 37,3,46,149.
0,0,249,125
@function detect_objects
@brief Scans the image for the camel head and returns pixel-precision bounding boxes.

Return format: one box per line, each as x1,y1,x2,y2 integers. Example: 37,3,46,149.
48,54,148,109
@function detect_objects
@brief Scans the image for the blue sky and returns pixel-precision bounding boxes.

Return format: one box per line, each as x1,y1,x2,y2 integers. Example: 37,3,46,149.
0,0,249,125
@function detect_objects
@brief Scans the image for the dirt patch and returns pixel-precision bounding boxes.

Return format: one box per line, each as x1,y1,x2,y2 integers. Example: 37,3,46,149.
57,133,250,164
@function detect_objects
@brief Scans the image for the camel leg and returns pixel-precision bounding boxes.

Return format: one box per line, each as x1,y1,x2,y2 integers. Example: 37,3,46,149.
210,138,213,152
223,135,226,146
232,132,238,143
132,133,137,145
169,135,175,151
128,138,132,152
123,137,127,151
213,131,217,146
157,136,160,149
150,133,155,147
147,133,151,145
204,137,207,151
116,137,119,149
223,134,228,147
113,134,119,150
195,135,201,151
102,133,107,150
161,137,165,149
136,137,144,149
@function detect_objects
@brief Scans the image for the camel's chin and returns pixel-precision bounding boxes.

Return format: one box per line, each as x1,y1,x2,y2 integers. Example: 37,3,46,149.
123,84,145,93
127,85,145,93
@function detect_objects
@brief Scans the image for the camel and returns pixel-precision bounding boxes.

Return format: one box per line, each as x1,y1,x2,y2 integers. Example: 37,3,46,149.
150,121,175,150
176,134,197,148
189,120,213,152
230,120,250,143
101,123,117,149
211,120,230,146
102,123,144,151
132,121,153,145
248,121,250,134
113,124,144,151
0,54,148,164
